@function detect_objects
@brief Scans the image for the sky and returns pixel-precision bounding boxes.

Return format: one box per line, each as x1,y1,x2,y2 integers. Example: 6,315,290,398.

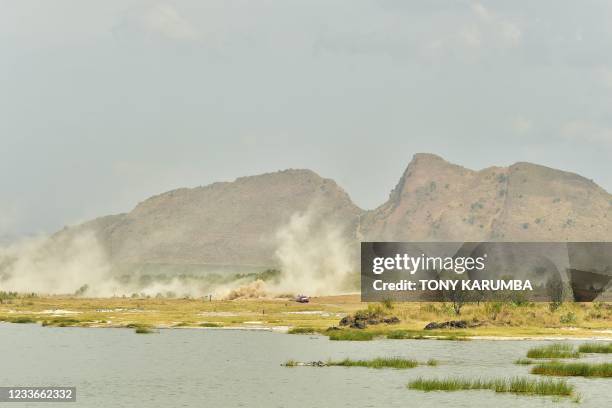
1,0,612,236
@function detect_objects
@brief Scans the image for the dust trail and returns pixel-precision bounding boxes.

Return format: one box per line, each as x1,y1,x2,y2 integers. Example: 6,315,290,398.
271,207,358,296
0,231,114,296
0,207,359,298
0,231,254,298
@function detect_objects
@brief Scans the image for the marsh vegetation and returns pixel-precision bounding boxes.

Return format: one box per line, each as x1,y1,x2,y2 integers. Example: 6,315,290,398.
526,343,579,359
578,343,612,354
408,377,575,398
531,361,612,378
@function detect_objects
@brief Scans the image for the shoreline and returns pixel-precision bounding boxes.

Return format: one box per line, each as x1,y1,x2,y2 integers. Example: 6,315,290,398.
3,321,612,341
1,295,611,340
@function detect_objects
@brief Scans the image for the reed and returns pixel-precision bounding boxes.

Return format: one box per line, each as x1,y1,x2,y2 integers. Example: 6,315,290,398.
526,343,579,359
329,357,418,369
408,377,574,397
578,343,612,354
531,361,612,378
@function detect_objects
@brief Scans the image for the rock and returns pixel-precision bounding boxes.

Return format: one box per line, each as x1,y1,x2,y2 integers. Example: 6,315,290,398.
339,316,354,326
383,316,400,324
351,320,367,329
424,320,468,330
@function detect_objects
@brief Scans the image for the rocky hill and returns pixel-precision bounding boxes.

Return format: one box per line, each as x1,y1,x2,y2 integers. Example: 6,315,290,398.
56,154,612,269
57,169,361,267
360,154,612,242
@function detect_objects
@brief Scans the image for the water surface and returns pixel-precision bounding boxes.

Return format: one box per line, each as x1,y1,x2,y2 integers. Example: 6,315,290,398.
0,323,610,407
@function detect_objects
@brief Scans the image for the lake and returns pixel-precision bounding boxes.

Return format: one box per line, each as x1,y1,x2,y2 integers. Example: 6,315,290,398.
0,323,609,407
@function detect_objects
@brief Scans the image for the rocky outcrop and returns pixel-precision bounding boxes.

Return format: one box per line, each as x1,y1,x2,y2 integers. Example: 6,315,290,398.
361,153,612,242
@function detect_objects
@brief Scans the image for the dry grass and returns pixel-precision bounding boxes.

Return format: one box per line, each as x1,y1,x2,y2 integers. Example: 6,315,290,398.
0,295,610,338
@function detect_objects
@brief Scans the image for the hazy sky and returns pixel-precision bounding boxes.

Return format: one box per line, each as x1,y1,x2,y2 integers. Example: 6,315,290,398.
1,0,612,236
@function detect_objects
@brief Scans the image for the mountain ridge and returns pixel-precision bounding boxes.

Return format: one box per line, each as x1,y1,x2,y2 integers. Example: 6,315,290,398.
55,154,612,268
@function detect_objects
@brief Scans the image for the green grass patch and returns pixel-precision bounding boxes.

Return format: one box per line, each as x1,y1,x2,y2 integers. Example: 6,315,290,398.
514,358,535,365
135,326,154,334
526,343,579,359
578,343,612,354
288,326,316,334
200,322,222,328
327,330,375,341
7,316,37,324
42,318,82,327
329,357,418,369
408,377,574,398
531,361,612,378
426,358,439,366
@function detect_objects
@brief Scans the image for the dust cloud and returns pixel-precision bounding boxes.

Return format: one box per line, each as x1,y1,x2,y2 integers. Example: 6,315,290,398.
0,207,358,298
271,207,358,296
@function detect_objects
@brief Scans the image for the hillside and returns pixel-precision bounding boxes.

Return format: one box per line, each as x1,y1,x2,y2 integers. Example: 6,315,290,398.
56,154,612,269
360,154,612,242
57,169,362,267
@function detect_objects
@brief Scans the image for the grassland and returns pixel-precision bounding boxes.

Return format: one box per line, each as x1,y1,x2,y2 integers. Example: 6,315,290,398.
0,295,611,340
408,377,575,398
531,361,612,377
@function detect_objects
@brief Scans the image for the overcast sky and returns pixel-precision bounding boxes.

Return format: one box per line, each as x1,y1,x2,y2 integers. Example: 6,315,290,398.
1,0,612,236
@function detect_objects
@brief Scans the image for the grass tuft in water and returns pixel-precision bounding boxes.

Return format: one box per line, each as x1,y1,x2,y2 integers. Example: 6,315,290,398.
526,343,579,359
135,327,154,334
288,327,316,334
327,330,375,341
329,357,418,369
531,361,612,378
131,324,155,334
426,358,439,366
408,377,574,397
578,342,612,354
514,358,535,365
